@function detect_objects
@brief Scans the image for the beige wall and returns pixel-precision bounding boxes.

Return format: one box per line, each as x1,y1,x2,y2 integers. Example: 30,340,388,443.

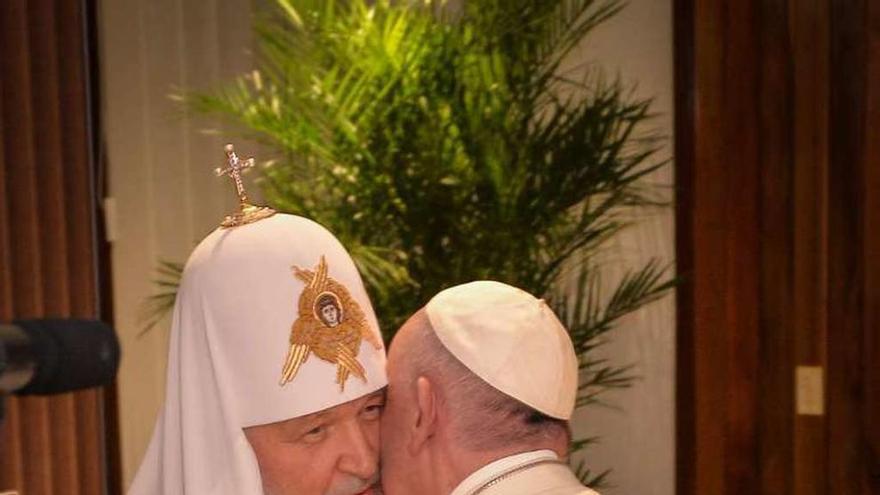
97,0,260,487
568,2,675,494
99,0,674,492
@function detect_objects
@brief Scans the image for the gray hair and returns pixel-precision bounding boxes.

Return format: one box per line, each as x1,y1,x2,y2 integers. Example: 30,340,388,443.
399,311,570,452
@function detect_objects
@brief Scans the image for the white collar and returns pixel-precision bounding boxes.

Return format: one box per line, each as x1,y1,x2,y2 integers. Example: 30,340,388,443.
450,450,559,495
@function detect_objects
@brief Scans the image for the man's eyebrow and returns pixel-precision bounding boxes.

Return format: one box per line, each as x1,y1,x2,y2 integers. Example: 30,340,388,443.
294,389,387,425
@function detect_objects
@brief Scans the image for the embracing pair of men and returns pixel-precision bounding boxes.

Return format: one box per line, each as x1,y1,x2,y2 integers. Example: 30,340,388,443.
128,213,598,495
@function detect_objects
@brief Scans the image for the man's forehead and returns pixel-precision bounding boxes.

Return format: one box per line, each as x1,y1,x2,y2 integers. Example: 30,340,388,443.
280,389,385,423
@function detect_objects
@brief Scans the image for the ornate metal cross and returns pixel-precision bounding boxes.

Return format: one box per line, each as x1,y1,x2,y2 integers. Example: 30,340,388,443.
213,143,276,228
215,143,256,204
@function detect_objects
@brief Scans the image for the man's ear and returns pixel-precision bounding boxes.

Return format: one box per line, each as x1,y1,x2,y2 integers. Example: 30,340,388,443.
408,376,437,455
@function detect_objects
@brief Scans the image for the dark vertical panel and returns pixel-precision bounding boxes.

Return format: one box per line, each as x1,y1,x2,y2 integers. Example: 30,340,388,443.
757,0,795,493
0,16,26,490
0,0,110,492
690,0,727,492
79,0,121,489
0,36,7,320
791,0,830,493
864,3,880,493
721,3,762,493
0,1,55,491
0,0,40,313
27,0,77,490
828,0,868,493
676,0,766,492
56,0,105,492
673,0,696,492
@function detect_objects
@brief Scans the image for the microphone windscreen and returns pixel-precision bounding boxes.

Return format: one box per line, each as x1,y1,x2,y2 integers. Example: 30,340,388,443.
13,319,120,395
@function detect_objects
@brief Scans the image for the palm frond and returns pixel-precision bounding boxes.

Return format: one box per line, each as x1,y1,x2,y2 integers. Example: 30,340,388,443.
138,260,184,336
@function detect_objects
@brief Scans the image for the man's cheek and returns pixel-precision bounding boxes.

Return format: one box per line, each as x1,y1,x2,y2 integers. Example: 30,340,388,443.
367,418,383,448
267,447,322,495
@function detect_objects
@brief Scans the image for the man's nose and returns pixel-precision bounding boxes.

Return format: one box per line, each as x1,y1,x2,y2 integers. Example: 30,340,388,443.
337,420,379,480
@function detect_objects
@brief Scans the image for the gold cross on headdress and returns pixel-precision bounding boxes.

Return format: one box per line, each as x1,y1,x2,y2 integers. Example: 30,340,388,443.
214,143,276,228
216,143,256,203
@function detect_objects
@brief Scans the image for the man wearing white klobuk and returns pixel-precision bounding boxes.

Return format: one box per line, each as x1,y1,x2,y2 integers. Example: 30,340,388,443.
380,281,599,495
128,214,386,495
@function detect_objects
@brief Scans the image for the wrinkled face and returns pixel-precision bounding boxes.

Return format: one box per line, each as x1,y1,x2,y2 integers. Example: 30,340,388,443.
245,390,385,495
321,304,340,327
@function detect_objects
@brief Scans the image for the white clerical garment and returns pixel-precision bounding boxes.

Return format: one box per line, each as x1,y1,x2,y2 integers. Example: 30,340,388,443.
450,450,600,495
127,214,386,494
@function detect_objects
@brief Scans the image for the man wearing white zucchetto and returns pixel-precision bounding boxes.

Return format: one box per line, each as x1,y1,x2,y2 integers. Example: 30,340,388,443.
380,281,600,495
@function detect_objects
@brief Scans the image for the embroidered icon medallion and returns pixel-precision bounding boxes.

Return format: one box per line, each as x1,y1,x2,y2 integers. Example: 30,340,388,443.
279,256,382,390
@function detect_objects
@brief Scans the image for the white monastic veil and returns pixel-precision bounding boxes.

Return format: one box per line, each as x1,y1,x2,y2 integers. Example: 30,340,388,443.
128,214,387,494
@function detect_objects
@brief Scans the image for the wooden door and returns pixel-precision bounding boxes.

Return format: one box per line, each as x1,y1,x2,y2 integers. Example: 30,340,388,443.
675,0,880,493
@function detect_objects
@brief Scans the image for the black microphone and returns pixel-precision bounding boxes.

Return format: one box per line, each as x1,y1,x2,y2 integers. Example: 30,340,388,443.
0,319,120,395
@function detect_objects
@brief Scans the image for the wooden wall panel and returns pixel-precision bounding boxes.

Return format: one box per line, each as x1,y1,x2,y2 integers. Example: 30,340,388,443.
791,1,830,494
758,1,796,493
865,1,880,491
826,1,864,491
827,0,880,493
0,0,111,493
675,0,788,492
672,0,696,491
677,0,880,493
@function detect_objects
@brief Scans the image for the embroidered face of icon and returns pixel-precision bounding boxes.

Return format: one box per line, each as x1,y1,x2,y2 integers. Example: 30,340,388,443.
316,292,343,327
279,256,384,390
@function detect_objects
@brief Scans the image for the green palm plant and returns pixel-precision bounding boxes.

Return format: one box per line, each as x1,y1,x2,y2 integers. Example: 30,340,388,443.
161,0,673,486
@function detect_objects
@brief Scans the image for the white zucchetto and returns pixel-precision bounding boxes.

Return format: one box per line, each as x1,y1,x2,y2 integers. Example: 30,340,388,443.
425,281,578,420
